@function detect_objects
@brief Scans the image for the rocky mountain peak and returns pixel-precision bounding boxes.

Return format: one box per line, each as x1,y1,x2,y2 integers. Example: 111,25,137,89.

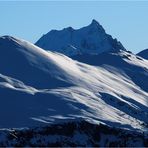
35,20,126,56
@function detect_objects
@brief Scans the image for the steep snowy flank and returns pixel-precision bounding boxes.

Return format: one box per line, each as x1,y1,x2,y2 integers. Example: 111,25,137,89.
0,36,72,89
137,49,148,60
35,20,126,56
0,36,148,132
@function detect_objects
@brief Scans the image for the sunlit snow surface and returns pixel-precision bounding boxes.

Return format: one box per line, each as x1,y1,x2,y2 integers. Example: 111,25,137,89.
0,36,147,132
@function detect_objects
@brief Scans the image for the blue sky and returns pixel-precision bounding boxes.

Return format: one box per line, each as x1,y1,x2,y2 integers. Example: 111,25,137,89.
0,1,148,53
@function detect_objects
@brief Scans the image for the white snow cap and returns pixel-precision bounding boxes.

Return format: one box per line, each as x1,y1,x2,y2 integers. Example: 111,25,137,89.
35,19,126,56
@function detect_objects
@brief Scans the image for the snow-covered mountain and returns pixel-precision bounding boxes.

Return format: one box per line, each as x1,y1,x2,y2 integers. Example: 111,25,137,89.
0,35,148,134
137,49,148,60
35,20,126,56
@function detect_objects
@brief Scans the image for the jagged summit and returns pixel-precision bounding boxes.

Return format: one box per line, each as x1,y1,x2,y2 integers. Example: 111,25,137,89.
91,19,99,24
35,20,126,56
89,19,105,32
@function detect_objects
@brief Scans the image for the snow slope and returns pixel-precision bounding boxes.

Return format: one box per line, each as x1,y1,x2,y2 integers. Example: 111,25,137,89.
137,49,148,60
35,20,126,56
0,36,148,132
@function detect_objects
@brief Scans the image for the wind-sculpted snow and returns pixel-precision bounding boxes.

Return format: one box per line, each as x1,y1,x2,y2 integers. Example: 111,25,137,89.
0,36,148,133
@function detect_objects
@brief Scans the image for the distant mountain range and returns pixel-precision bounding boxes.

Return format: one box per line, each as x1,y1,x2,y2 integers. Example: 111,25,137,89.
0,20,148,146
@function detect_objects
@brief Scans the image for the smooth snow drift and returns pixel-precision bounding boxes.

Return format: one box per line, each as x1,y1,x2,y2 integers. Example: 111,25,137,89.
0,36,148,132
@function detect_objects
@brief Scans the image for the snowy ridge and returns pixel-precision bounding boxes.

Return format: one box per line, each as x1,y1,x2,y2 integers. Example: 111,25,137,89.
0,36,147,132
35,20,126,56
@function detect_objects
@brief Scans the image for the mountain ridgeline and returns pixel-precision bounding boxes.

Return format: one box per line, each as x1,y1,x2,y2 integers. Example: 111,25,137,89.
35,20,126,56
0,20,148,146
